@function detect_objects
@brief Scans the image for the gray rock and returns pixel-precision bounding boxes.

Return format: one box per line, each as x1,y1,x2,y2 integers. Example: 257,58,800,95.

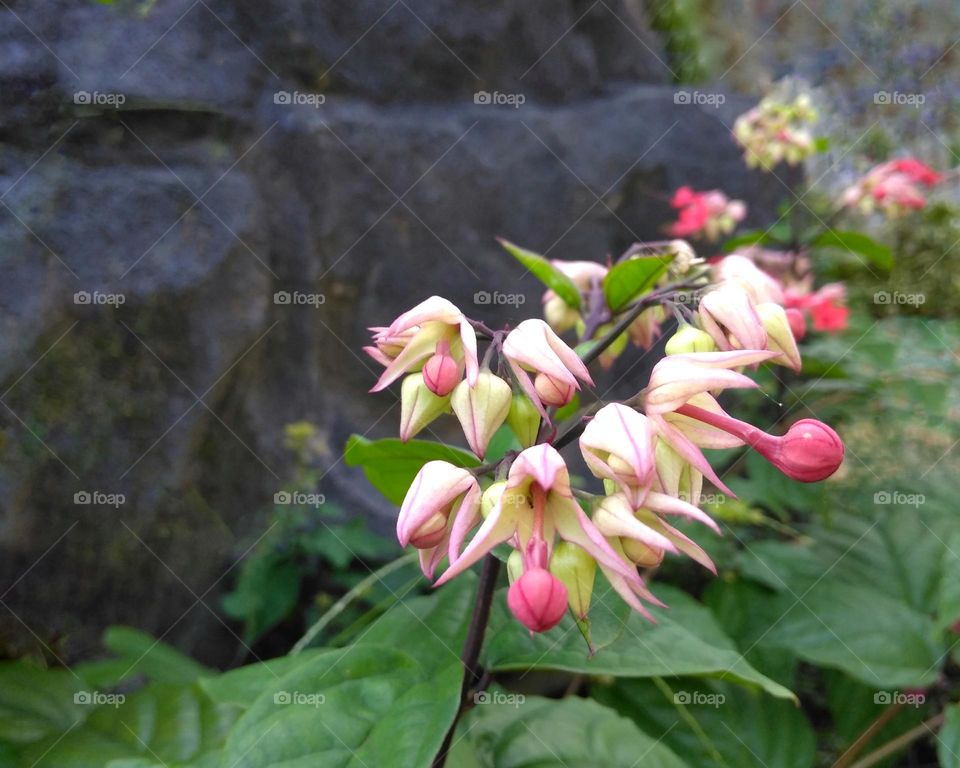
0,0,794,665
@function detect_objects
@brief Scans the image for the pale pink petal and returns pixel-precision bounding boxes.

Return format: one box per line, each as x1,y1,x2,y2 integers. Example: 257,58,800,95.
645,490,721,534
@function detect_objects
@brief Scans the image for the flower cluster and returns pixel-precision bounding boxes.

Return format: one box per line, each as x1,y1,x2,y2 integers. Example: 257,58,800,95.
841,158,943,217
733,93,817,169
668,187,746,241
673,253,803,370
367,263,845,635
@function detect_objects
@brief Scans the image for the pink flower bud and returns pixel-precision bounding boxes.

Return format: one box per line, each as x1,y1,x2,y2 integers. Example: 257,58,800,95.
754,418,844,482
534,372,575,407
507,567,568,633
422,340,462,396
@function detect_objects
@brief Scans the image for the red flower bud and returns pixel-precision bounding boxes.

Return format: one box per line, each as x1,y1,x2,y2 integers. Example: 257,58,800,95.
754,418,844,482
507,567,568,633
422,341,461,396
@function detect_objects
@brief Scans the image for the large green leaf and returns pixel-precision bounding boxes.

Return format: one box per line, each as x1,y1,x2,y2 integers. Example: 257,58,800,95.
595,678,815,768
733,512,949,688
482,584,795,701
939,704,960,768
603,255,672,312
219,578,472,768
812,230,893,270
219,644,462,768
452,695,689,768
199,650,330,709
0,662,85,744
17,681,236,768
103,627,212,685
498,239,581,308
344,436,479,504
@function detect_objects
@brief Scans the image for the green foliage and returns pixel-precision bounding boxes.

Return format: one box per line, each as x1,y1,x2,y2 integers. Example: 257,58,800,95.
648,0,715,84
603,254,672,312
498,238,581,308
222,423,397,645
344,435,479,504
812,229,893,270
453,695,688,767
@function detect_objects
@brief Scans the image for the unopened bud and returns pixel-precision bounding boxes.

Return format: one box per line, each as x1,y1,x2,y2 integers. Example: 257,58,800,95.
756,302,802,371
549,542,596,620
409,511,448,549
544,294,579,334
756,418,844,482
450,371,512,458
534,372,575,407
507,567,568,633
664,324,716,356
422,340,462,396
621,538,665,568
507,392,541,448
400,373,450,441
480,480,507,519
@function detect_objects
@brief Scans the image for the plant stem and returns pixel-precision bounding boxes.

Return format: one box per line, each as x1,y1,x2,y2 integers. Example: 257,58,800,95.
289,552,418,655
580,276,706,367
833,702,904,768
432,554,501,768
846,712,944,768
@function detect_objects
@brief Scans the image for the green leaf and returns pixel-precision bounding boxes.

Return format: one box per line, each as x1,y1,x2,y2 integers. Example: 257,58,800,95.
344,436,479,504
595,678,815,768
603,255,672,313
812,230,893,270
498,238,581,308
0,661,85,744
221,554,301,643
103,627,211,684
722,230,778,252
484,424,520,465
733,513,950,688
939,704,960,768
219,645,462,768
483,584,795,701
813,136,830,153
199,650,330,709
17,681,236,768
454,695,688,768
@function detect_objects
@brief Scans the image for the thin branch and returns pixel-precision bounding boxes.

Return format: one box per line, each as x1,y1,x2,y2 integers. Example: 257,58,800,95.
432,554,501,768
847,712,944,768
